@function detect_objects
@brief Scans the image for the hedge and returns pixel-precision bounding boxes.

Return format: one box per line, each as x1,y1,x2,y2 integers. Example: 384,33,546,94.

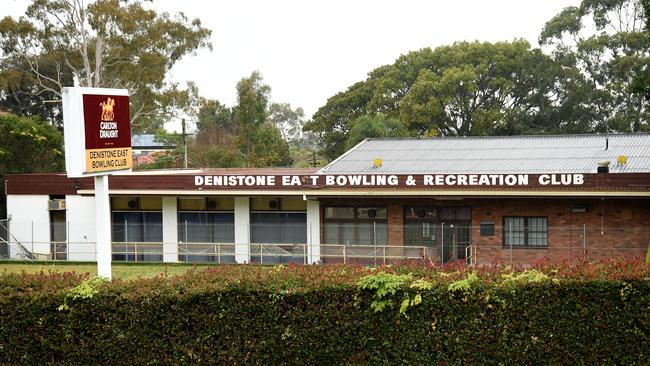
0,259,649,365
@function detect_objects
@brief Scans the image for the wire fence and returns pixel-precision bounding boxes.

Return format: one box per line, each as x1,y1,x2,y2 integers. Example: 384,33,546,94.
1,220,648,265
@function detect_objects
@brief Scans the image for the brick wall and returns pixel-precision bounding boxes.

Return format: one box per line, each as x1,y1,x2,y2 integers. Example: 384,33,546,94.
318,196,650,265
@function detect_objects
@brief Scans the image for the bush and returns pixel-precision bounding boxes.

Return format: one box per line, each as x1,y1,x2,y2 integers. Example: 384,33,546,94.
0,260,649,365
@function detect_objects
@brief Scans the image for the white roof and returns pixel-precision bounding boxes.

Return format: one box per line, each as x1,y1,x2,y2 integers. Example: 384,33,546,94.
320,133,650,174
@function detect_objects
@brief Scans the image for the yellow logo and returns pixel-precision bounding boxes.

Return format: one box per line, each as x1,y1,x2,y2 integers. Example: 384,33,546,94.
100,97,116,121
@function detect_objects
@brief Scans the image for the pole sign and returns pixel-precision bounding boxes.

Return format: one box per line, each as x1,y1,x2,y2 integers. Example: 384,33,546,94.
62,87,132,178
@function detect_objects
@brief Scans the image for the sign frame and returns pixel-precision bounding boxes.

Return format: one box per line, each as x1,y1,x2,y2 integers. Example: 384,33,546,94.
62,86,133,281
62,87,132,178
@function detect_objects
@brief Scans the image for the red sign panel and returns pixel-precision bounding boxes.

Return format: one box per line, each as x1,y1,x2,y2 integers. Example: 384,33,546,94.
82,94,132,173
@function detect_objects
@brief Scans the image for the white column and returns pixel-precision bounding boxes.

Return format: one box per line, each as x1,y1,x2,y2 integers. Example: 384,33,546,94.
234,196,250,263
94,176,112,280
162,196,178,263
307,199,321,264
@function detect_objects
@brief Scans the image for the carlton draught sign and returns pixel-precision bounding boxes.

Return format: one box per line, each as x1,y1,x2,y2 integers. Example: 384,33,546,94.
63,87,132,177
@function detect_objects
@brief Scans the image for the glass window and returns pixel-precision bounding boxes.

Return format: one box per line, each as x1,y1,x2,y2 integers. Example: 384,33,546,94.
322,207,388,246
503,217,547,247
250,213,306,244
178,212,234,263
527,217,548,246
112,211,162,262
504,217,525,246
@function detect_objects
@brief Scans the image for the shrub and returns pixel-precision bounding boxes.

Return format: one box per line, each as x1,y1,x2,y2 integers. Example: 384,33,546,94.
0,260,649,364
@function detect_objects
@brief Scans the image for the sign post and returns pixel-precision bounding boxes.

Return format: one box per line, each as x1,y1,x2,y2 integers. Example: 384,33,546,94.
62,87,132,280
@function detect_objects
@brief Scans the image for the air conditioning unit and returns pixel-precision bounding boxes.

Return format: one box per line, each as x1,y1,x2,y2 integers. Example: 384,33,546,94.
268,198,281,210
48,199,66,211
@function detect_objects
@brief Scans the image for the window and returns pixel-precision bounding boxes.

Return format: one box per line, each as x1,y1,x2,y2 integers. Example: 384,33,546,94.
250,212,306,244
322,207,387,245
503,217,547,247
111,196,163,262
177,197,235,263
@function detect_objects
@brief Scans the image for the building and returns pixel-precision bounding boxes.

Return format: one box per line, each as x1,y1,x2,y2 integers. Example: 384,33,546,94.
131,134,177,166
4,133,650,265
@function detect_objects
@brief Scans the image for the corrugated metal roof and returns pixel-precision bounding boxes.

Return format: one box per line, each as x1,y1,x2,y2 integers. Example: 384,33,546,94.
320,133,650,174
131,134,173,148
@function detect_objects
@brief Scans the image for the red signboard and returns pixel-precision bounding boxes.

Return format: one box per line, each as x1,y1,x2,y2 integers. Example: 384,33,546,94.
81,94,132,173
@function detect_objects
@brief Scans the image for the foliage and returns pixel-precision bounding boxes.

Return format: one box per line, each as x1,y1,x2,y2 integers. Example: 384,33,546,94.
357,272,413,312
0,113,64,174
305,40,591,160
345,113,409,149
0,0,212,131
540,0,650,133
57,276,107,311
1,259,649,364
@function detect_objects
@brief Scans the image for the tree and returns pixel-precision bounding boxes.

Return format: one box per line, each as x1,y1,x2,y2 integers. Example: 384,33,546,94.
631,0,650,99
0,112,65,217
345,113,409,149
306,40,582,160
268,102,306,143
234,71,271,166
540,0,650,132
0,0,212,131
233,71,293,167
0,113,64,174
195,98,235,146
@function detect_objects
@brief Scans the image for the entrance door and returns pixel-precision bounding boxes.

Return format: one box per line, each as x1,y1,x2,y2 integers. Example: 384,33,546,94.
50,211,67,260
404,206,471,263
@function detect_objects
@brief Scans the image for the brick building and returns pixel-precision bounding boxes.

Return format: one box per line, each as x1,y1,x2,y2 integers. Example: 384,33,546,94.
4,134,650,265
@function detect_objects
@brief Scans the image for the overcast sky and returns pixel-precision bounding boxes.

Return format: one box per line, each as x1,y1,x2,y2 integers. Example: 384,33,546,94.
6,0,581,127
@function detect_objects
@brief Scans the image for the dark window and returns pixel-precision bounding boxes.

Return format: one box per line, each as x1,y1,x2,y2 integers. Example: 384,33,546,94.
178,212,235,263
480,222,495,236
503,217,547,247
112,211,163,261
322,207,387,245
250,212,306,244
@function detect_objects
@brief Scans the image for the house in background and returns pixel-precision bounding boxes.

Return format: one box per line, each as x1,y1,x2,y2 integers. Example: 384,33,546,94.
131,134,177,166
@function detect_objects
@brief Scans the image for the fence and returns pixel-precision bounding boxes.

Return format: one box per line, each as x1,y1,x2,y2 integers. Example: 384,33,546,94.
1,220,648,265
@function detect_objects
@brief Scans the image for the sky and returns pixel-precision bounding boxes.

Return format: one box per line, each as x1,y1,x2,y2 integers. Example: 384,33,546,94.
5,0,581,130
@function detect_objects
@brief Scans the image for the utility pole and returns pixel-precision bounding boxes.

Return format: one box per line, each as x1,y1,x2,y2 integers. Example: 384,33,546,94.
181,118,189,169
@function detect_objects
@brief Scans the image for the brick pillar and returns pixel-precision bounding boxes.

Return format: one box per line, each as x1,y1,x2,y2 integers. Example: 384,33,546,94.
387,203,404,246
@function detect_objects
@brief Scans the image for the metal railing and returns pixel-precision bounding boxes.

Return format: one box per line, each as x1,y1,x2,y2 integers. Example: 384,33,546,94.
2,221,649,265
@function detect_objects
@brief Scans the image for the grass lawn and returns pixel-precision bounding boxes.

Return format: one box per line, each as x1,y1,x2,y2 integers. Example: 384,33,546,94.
0,261,210,279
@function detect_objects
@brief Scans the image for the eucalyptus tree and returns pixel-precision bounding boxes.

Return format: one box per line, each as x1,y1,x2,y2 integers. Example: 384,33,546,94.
0,0,212,131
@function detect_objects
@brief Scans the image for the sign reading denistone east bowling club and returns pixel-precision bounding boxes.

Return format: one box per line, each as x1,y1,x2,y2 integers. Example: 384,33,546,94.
82,94,132,173
62,87,133,178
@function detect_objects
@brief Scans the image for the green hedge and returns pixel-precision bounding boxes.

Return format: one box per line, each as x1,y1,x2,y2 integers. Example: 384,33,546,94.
0,262,649,365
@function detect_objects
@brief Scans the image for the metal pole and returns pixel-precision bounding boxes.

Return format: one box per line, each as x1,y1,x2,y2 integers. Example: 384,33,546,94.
182,118,188,169
95,175,112,280
374,221,379,265
509,222,513,265
31,220,34,257
441,223,444,265
184,219,188,262
125,219,128,261
260,243,263,265
583,224,586,258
